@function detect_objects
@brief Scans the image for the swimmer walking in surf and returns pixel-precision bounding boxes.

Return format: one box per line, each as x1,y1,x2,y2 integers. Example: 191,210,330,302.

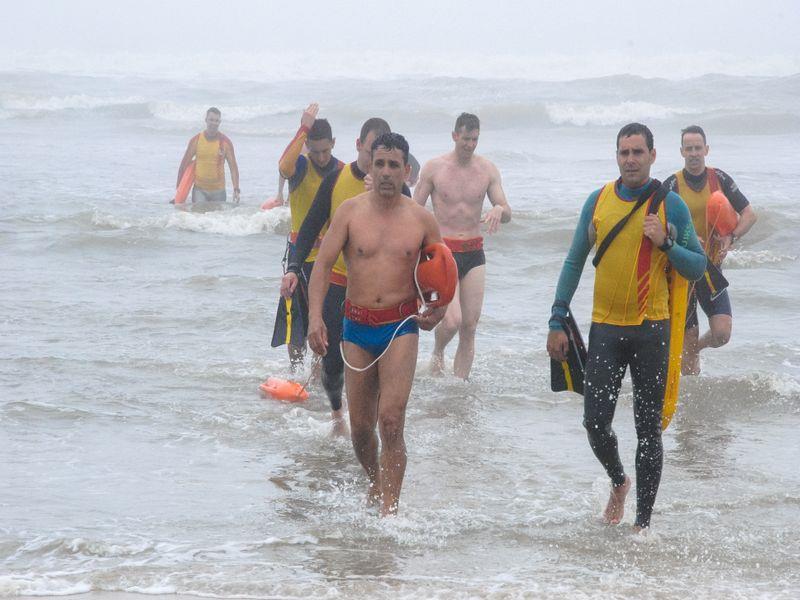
413,113,511,379
307,133,447,516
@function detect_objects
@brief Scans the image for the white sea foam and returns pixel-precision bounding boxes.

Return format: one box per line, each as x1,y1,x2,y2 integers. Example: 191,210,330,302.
0,575,93,597
546,101,695,127
90,207,289,236
150,100,296,123
725,249,797,267
0,93,146,113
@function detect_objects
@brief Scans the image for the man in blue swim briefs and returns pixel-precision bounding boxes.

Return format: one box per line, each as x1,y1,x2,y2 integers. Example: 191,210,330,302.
307,133,447,516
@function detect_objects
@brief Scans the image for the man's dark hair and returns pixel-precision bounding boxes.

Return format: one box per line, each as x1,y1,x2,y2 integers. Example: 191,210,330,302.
308,118,333,141
454,112,480,133
681,125,707,145
371,132,409,165
206,107,221,117
359,117,391,142
616,122,654,150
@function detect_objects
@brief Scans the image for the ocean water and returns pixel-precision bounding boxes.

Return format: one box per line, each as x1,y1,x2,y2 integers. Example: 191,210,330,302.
1,53,799,599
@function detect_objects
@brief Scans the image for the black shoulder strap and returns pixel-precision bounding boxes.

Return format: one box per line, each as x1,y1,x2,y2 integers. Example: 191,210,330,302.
646,183,668,216
592,179,663,268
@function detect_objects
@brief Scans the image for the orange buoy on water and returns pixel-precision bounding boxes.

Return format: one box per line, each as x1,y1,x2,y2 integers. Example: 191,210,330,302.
174,162,196,205
259,377,309,402
707,190,738,237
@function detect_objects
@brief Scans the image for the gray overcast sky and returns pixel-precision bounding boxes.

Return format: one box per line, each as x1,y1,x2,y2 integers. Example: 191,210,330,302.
4,0,799,58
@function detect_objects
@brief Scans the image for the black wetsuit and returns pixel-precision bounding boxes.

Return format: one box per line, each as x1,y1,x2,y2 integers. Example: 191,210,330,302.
583,320,668,529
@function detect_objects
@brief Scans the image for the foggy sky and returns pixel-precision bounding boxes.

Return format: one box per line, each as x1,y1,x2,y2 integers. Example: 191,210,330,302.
5,0,800,60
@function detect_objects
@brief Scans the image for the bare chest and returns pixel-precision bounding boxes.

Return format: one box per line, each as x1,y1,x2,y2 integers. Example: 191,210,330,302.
431,164,490,207
346,214,425,261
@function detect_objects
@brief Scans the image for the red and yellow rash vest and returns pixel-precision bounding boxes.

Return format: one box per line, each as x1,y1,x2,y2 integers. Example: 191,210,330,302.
672,168,720,245
591,181,670,325
278,126,343,262
194,132,232,191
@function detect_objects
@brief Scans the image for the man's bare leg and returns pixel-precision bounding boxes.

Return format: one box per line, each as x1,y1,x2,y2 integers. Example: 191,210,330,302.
682,325,701,376
343,342,381,506
431,283,461,375
453,266,485,380
331,407,349,438
376,334,418,516
697,314,732,351
603,475,631,525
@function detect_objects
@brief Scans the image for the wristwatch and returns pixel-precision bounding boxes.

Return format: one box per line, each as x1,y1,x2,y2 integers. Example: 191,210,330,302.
658,235,674,252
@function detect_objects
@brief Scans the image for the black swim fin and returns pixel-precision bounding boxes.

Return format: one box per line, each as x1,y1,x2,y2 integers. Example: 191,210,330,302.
550,309,587,395
270,283,308,348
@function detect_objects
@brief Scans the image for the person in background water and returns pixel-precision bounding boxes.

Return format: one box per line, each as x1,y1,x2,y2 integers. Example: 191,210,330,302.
546,123,706,533
663,125,758,375
413,113,511,379
177,107,240,203
307,132,446,516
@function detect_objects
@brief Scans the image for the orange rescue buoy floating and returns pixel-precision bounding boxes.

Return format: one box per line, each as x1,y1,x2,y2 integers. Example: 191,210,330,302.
706,190,738,237
174,162,196,205
259,377,309,402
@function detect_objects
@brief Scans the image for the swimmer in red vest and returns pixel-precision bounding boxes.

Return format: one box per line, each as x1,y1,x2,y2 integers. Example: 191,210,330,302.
307,133,448,516
663,126,758,375
413,113,512,379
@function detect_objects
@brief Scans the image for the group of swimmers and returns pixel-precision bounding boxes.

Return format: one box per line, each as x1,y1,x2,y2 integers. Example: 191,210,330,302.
176,107,755,528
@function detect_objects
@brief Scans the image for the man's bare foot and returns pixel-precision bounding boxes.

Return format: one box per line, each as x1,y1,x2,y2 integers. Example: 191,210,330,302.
632,525,648,535
429,353,445,376
331,416,349,438
366,481,381,508
681,351,701,376
380,498,398,517
330,408,349,437
603,476,631,525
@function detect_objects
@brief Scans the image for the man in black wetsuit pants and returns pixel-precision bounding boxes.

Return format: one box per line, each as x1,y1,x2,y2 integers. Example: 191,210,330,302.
547,123,706,532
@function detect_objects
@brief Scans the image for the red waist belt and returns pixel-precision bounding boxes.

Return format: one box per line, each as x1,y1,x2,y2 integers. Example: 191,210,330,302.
344,298,418,325
288,231,322,248
443,236,484,253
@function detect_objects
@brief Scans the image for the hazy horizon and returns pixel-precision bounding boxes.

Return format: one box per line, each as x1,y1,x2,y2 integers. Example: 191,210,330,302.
4,0,799,79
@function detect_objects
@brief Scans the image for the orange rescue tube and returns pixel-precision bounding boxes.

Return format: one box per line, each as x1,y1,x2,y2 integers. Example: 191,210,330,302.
174,162,196,205
416,243,458,307
706,190,738,237
259,377,309,402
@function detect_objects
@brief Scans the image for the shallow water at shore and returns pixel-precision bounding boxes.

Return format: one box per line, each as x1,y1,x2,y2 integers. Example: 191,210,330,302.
2,66,799,598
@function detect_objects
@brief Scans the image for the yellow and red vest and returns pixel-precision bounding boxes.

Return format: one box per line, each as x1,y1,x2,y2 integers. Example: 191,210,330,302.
591,182,670,326
194,132,230,191
328,164,366,277
673,168,722,263
288,158,343,263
